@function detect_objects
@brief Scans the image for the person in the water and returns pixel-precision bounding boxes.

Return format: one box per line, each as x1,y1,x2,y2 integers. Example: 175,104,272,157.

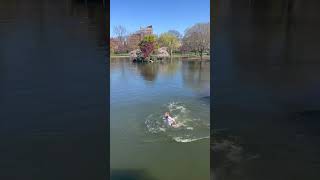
164,112,178,127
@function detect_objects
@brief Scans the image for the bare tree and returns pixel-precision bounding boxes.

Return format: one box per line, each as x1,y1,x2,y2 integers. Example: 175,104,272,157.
113,25,127,44
183,23,210,59
168,30,182,40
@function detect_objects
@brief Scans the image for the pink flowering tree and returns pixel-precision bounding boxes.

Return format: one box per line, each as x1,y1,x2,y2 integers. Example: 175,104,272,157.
138,35,157,60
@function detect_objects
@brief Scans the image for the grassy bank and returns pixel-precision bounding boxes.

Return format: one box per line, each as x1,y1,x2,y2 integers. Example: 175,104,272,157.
110,53,130,58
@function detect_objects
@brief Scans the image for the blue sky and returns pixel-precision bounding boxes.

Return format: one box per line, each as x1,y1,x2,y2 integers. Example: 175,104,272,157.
110,0,210,37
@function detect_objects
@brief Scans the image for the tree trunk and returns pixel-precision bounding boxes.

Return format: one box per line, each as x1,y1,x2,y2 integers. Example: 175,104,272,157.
200,50,203,60
170,49,173,57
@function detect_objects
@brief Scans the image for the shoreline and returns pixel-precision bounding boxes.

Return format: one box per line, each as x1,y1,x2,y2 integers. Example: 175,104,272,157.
110,55,210,61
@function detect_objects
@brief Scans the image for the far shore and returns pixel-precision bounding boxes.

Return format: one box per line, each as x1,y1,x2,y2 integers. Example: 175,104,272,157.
110,54,210,61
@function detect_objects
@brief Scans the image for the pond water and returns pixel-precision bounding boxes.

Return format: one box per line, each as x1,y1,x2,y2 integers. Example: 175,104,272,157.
110,58,210,180
0,1,107,179
213,1,320,179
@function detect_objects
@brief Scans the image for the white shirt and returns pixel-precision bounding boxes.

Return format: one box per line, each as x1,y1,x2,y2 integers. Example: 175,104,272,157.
165,116,175,126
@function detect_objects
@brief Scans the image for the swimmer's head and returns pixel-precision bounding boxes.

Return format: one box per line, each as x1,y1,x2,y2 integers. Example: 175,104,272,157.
164,112,170,118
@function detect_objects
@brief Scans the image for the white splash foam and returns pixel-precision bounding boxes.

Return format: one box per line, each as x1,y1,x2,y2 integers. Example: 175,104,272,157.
168,102,188,113
159,127,166,132
173,136,209,143
145,102,209,143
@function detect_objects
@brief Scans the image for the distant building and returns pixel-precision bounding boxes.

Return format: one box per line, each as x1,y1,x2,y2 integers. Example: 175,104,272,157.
127,25,153,51
137,25,153,35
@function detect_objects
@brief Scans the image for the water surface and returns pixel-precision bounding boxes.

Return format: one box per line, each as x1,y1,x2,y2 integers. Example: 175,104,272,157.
0,1,107,179
111,58,210,180
213,1,320,179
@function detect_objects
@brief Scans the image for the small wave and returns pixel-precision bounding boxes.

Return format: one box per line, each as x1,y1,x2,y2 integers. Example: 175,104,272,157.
173,136,209,143
168,102,188,114
186,127,194,130
145,101,209,143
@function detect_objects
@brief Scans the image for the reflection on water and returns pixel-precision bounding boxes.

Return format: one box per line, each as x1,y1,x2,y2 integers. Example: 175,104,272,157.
111,58,210,93
0,1,107,179
213,0,320,180
137,63,159,82
111,58,210,180
182,61,210,94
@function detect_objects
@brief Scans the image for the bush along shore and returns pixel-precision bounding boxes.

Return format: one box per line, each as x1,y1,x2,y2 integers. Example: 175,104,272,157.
111,53,210,60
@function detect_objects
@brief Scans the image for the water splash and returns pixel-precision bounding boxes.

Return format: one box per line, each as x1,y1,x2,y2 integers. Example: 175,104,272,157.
145,102,209,143
173,136,209,143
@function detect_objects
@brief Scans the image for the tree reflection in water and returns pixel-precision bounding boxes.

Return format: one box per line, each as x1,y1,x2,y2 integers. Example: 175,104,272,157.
182,61,210,94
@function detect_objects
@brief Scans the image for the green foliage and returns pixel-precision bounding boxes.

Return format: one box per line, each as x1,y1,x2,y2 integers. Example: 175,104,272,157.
158,33,180,56
142,34,157,43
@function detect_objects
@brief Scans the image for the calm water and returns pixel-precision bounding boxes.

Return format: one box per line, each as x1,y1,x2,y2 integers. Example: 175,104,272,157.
0,1,107,179
110,58,210,180
213,0,320,180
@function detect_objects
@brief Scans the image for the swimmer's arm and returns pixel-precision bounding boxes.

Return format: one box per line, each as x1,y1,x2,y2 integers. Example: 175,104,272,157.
171,117,177,124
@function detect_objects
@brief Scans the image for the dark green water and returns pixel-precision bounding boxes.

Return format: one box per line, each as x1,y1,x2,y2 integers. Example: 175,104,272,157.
110,58,210,180
212,1,320,179
0,1,107,179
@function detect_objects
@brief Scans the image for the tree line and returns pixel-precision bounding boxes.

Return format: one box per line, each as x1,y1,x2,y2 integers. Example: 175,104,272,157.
111,22,210,59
